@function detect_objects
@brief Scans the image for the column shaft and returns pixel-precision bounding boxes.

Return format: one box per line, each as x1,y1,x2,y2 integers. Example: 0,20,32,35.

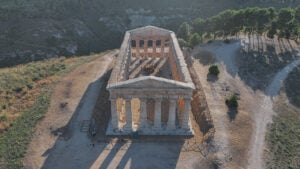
124,98,132,131
144,39,147,57
136,39,140,57
139,98,147,128
154,98,162,129
153,39,156,57
110,99,118,129
167,99,176,130
182,99,191,129
161,39,165,57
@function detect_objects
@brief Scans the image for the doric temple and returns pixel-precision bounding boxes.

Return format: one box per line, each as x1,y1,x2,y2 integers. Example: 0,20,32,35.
106,26,195,135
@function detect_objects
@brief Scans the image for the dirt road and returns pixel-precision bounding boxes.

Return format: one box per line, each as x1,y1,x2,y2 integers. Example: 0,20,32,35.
192,40,255,168
248,58,300,169
193,38,300,169
23,50,117,169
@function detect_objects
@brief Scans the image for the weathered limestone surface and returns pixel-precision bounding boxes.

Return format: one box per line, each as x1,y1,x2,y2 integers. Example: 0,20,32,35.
106,26,194,136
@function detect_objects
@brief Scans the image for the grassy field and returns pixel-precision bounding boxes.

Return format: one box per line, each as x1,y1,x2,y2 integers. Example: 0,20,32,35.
0,53,103,169
266,67,300,169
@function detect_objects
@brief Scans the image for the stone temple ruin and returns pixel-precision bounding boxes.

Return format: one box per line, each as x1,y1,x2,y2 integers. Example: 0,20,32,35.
106,26,195,135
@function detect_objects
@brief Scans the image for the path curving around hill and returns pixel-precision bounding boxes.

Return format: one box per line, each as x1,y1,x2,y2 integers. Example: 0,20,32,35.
248,58,300,169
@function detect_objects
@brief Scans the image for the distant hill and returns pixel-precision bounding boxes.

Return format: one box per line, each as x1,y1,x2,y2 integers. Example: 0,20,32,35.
0,0,299,67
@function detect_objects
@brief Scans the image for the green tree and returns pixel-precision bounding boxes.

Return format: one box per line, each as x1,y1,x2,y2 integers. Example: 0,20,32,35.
277,8,295,38
189,33,202,47
177,22,191,41
295,6,300,24
193,18,206,36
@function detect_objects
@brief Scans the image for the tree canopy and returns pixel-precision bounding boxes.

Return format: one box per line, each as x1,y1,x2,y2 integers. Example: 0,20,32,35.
177,5,300,47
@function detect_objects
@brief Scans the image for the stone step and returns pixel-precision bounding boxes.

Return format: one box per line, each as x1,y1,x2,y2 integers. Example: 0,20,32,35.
80,120,90,132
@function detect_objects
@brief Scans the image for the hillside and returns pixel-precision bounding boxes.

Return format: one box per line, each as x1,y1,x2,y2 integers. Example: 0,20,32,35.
0,52,110,168
1,0,300,67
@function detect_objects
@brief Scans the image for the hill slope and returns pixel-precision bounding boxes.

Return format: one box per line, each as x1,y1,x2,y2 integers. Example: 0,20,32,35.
1,0,300,67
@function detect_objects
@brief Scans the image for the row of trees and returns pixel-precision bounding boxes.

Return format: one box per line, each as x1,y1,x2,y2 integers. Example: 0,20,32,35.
177,6,300,47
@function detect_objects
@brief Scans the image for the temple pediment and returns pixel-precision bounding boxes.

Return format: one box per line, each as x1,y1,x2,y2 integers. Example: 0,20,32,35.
129,26,171,37
107,76,194,90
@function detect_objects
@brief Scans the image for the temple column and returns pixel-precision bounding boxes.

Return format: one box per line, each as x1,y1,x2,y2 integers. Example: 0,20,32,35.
182,98,191,129
136,39,140,57
110,98,119,129
167,98,176,130
153,39,157,57
161,39,165,57
144,39,148,57
154,97,162,129
139,98,147,129
123,98,132,131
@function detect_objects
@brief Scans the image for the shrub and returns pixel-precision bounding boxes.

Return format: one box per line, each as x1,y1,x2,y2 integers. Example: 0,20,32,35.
224,39,230,44
0,112,8,122
189,33,202,47
226,95,238,108
209,65,220,75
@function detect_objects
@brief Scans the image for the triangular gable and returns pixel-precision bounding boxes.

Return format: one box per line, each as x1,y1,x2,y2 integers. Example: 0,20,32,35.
129,26,172,37
107,76,194,90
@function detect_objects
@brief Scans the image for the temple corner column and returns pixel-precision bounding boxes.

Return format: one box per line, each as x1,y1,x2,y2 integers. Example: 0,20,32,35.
182,98,191,129
110,98,119,130
123,97,132,131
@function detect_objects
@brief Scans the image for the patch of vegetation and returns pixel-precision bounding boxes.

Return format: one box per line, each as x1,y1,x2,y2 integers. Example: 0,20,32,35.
0,89,51,169
225,95,238,108
266,101,300,169
284,66,300,108
1,0,299,67
223,39,231,44
0,52,103,168
208,65,220,76
178,5,300,47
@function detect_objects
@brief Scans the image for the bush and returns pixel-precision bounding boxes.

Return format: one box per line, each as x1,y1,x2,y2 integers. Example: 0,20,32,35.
224,39,230,44
0,112,7,122
225,95,238,108
209,65,220,75
178,38,188,48
189,33,202,47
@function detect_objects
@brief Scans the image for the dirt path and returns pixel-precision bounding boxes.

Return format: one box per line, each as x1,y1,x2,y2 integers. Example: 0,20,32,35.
192,41,255,168
23,51,117,169
248,58,300,169
194,39,300,169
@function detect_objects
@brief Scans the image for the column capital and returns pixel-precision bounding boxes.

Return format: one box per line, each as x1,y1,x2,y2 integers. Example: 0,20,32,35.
153,96,163,101
169,99,177,104
139,97,147,101
183,98,192,102
124,96,133,100
168,95,178,100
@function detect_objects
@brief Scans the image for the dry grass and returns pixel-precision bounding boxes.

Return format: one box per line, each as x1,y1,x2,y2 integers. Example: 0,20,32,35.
0,53,103,169
266,67,300,169
0,55,99,132
266,94,300,169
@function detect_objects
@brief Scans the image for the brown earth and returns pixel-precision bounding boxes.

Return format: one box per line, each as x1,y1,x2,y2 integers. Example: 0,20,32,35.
191,34,300,169
23,50,117,169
